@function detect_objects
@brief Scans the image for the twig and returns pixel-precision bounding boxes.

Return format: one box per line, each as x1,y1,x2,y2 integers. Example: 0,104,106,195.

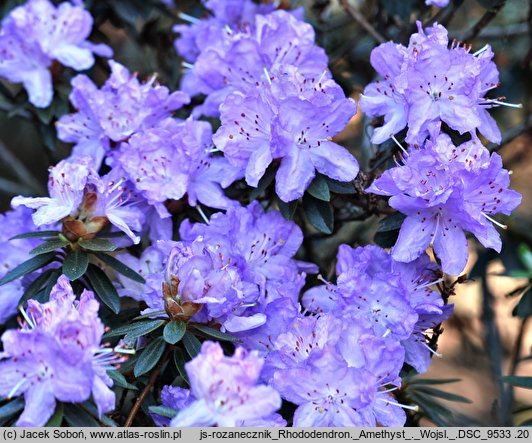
339,0,385,43
488,115,532,152
124,346,171,427
461,4,505,42
509,317,529,376
478,23,528,39
0,140,45,194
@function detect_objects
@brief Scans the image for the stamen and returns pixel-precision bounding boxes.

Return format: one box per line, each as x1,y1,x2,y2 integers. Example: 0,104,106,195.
422,342,443,358
382,328,392,338
430,214,440,246
481,212,507,230
317,274,330,285
263,67,272,85
182,62,194,70
391,135,409,156
379,398,420,412
481,99,523,109
473,45,490,57
177,12,201,24
18,306,35,329
197,206,210,225
8,377,29,399
416,277,444,290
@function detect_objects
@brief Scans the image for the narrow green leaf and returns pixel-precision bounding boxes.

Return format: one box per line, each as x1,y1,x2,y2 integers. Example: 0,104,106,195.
10,230,59,240
410,378,462,386
149,405,178,419
502,375,532,389
173,349,190,385
45,402,63,427
163,320,186,344
518,244,532,272
409,393,453,427
307,175,330,201
182,332,202,359
78,238,117,252
96,252,145,283
326,178,356,194
19,268,55,304
249,164,277,200
62,250,89,281
134,337,166,377
85,264,121,314
415,386,473,403
192,324,241,342
0,252,56,286
303,194,333,234
132,310,167,321
42,270,61,302
104,319,166,340
30,238,69,255
0,398,25,419
377,212,406,232
513,288,532,319
80,401,119,427
107,370,138,391
277,199,298,220
63,404,100,427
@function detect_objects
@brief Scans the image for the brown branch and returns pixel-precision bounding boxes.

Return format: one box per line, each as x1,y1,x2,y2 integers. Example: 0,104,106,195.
124,346,171,427
461,4,505,42
339,0,385,44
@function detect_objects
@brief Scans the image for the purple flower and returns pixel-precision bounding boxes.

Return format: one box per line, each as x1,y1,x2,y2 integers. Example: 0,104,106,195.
426,0,449,6
170,341,282,427
56,61,190,168
12,158,145,244
360,21,511,146
367,141,521,275
0,276,121,426
116,117,240,216
0,0,111,107
152,385,194,426
0,207,53,323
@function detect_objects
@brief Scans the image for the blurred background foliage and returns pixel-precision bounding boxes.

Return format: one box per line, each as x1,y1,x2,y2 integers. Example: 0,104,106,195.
0,0,531,427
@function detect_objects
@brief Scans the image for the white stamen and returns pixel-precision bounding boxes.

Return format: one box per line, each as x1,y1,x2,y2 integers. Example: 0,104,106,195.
178,12,201,24
482,99,523,109
481,212,507,230
182,62,194,70
379,398,420,412
416,277,444,290
18,306,35,329
422,341,443,358
473,45,490,57
317,274,330,285
382,328,392,338
7,378,29,399
204,147,222,154
391,135,409,156
317,69,328,85
197,206,210,224
263,67,272,85
224,24,233,35
430,214,441,246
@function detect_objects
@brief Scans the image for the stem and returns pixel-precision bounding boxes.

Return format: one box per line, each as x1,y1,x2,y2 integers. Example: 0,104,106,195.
461,4,505,42
339,0,385,43
124,347,171,427
509,317,529,376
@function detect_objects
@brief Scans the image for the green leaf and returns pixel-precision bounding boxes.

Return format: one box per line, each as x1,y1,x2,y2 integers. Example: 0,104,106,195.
173,348,190,385
163,320,186,345
107,370,138,390
410,378,462,386
78,238,117,252
513,288,532,319
192,324,241,342
182,332,202,359
85,264,121,314
62,250,89,281
104,319,166,340
307,175,330,201
518,244,532,272
45,402,63,427
249,164,276,200
30,238,69,255
148,405,178,419
0,398,24,420
414,386,473,403
502,375,532,389
132,310,167,321
19,268,55,304
409,393,454,427
326,178,356,194
10,230,59,240
377,212,406,232
63,404,100,427
80,401,118,427
277,198,298,220
0,252,57,286
303,194,333,234
134,337,166,377
96,252,145,283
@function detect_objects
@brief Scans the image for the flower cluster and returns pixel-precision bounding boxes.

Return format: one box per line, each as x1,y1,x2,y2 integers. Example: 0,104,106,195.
165,341,283,427
12,157,145,244
134,202,316,332
367,132,522,276
0,0,111,107
359,21,512,146
0,276,121,426
175,5,359,201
